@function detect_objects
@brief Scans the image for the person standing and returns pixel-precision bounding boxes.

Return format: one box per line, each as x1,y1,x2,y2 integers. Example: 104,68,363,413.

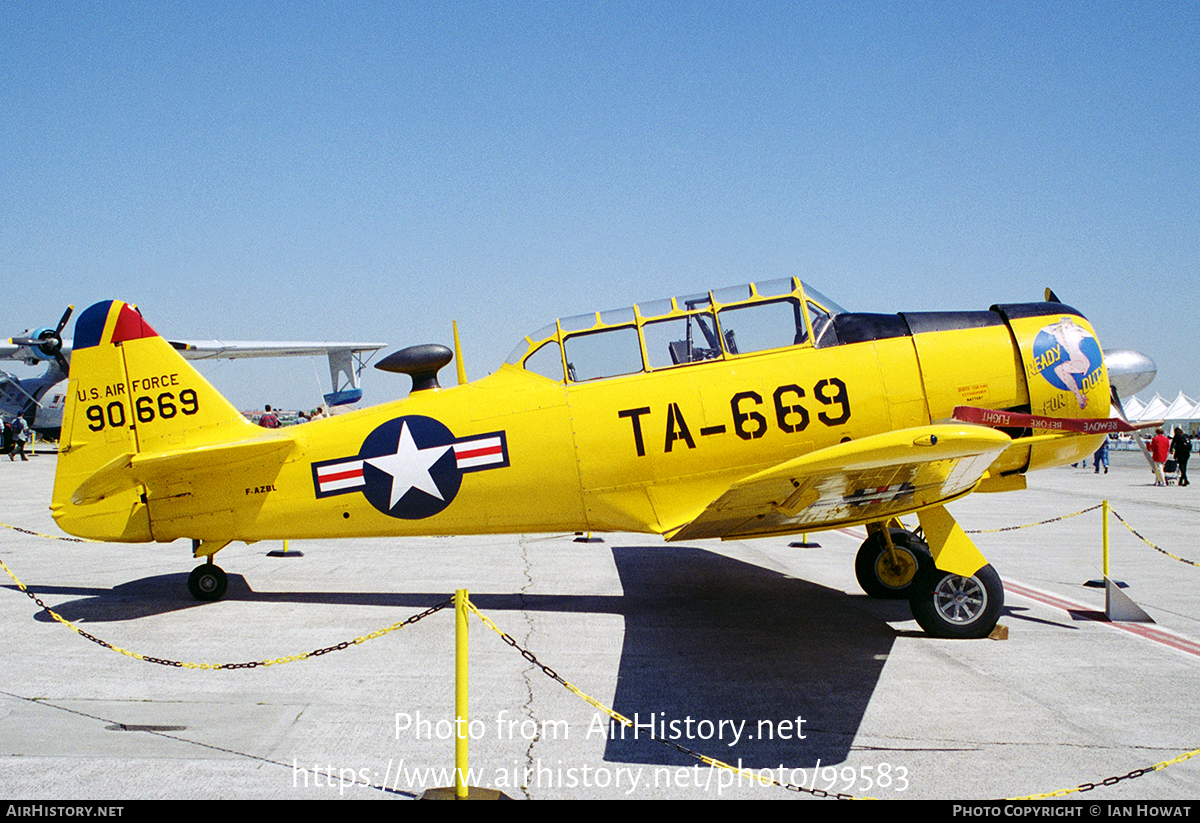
1149,428,1171,486
1093,437,1110,474
1172,427,1191,487
259,405,280,428
9,415,29,461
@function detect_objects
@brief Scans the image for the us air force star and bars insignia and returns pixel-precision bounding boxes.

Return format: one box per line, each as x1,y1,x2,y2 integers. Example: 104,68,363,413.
311,416,509,519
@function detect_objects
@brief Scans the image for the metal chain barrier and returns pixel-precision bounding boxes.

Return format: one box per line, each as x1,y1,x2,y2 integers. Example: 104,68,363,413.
964,504,1103,534
0,520,99,543
1010,748,1200,800
1108,508,1200,567
0,553,450,668
962,503,1200,567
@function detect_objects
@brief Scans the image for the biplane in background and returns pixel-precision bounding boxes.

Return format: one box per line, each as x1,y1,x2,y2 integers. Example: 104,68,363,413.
1,306,385,435
50,281,1156,638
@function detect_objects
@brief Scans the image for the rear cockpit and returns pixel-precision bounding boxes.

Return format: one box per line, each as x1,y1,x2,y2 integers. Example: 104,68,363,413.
504,278,846,383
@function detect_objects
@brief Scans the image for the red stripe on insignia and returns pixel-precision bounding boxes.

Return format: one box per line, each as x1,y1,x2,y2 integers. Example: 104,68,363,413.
455,444,502,461
320,467,363,483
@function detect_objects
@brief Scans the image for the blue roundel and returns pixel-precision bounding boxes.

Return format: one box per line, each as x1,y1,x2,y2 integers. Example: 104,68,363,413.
358,416,463,519
1031,322,1103,392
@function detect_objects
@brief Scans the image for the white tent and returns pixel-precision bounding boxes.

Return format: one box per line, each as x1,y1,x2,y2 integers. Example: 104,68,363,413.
1135,393,1171,423
1121,395,1145,420
1162,392,1198,425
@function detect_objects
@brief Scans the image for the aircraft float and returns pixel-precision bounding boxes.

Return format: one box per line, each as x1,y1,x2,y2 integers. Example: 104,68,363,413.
1,306,385,435
49,281,1158,638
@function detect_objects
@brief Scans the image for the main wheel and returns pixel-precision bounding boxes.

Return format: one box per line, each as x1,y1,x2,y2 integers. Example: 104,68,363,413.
909,564,1004,639
188,563,228,602
855,528,930,599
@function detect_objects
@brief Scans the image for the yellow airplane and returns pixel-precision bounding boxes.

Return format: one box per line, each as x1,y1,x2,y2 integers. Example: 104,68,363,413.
50,281,1147,638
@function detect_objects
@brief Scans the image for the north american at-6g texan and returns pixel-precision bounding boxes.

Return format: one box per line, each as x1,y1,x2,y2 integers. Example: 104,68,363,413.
50,281,1155,638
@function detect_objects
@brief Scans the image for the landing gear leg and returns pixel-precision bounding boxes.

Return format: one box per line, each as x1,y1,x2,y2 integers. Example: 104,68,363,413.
907,505,1004,639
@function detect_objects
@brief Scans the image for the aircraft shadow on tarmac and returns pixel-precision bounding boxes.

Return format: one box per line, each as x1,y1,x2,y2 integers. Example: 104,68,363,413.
14,544,904,768
601,545,894,769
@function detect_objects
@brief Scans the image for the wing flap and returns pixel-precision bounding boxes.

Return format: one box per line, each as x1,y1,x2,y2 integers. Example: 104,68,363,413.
667,424,1011,542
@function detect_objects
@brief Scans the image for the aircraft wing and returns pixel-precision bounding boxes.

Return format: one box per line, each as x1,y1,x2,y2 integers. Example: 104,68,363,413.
169,340,386,360
170,340,388,406
0,339,386,362
9,302,379,367
667,424,1013,542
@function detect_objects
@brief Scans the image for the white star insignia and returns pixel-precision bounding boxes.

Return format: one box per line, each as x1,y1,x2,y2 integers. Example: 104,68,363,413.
365,421,451,509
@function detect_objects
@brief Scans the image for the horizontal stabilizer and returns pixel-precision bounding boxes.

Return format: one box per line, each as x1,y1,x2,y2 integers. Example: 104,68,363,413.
71,437,294,505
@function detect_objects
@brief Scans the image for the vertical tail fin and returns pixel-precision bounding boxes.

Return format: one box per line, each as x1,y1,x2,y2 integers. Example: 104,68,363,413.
52,300,259,540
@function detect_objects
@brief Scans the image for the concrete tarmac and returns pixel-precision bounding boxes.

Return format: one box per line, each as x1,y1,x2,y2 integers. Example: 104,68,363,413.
1,448,1198,800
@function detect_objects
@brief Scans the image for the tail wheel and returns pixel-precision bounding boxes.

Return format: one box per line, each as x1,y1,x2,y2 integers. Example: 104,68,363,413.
855,528,931,599
910,564,1004,639
188,563,228,602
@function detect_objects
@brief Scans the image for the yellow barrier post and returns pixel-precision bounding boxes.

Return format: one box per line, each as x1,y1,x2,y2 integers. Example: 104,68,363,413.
420,590,506,800
1099,500,1154,623
1085,501,1113,589
1102,500,1110,579
267,537,303,558
455,588,469,799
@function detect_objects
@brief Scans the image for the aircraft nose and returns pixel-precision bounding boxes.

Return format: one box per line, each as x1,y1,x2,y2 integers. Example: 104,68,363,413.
1105,349,1157,397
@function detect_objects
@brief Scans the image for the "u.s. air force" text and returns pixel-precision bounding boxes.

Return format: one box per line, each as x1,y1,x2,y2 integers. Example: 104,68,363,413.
78,374,199,431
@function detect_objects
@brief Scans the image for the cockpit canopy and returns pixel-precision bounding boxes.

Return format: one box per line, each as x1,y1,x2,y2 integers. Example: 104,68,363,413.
504,278,846,383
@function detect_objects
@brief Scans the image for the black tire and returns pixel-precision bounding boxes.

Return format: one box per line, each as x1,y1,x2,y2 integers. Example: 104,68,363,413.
188,563,228,602
909,564,1004,639
855,529,930,599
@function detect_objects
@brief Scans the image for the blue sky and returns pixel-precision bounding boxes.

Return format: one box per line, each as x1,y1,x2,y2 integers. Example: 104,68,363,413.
2,2,1196,409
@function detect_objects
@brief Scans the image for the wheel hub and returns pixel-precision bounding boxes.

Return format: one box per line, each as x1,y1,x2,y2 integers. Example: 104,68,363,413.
932,575,987,624
875,548,918,588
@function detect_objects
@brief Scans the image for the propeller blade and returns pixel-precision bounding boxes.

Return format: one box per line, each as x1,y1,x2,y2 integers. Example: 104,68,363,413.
10,305,74,368
1111,386,1157,472
55,305,74,335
